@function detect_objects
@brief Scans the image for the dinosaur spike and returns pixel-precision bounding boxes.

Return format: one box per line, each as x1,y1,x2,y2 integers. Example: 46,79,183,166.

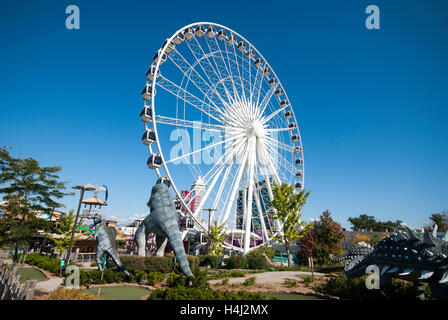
388,266,399,273
404,225,419,240
441,253,447,259
443,231,448,241
418,270,434,280
399,268,413,276
423,230,436,247
432,224,438,237
411,249,418,254
439,271,448,284
381,265,390,276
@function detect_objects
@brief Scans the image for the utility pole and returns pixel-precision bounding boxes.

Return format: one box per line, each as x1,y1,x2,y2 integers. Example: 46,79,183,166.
204,208,216,256
66,184,95,262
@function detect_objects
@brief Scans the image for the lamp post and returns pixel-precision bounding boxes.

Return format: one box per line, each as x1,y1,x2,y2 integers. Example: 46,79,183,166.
65,184,95,262
203,208,216,256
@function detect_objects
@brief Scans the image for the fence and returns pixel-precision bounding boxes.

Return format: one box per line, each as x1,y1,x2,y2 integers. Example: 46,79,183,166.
0,256,36,300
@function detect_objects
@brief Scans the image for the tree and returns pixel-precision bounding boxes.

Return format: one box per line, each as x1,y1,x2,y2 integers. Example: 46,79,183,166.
429,212,448,233
47,209,79,254
348,214,403,232
299,210,344,265
206,220,226,257
269,183,313,267
0,146,71,262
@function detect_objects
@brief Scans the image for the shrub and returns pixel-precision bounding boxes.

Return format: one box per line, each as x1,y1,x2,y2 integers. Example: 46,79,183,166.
198,255,220,268
284,279,300,287
316,276,418,300
166,272,189,288
246,245,276,260
146,272,165,286
247,256,267,270
220,278,229,285
148,286,269,300
75,269,125,286
47,287,100,300
243,277,256,286
24,253,78,275
120,254,199,274
135,271,147,284
223,256,247,269
230,270,246,277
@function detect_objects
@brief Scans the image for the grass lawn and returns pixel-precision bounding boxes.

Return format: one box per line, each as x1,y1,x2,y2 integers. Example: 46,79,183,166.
84,286,151,300
264,293,323,300
17,267,48,283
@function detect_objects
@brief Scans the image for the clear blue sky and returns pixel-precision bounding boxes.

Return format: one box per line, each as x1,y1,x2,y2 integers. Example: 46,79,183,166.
1,0,447,229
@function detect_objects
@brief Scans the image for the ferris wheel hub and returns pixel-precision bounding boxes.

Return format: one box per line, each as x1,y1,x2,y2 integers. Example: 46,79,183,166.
247,120,265,139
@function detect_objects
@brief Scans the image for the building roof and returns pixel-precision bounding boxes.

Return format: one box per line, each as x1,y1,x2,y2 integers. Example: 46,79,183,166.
82,196,107,206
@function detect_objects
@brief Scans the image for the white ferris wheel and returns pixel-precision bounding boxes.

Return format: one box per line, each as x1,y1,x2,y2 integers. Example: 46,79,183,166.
140,22,304,254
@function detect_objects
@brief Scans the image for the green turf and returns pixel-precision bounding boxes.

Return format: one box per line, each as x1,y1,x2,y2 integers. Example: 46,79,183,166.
17,267,48,283
264,293,323,300
84,286,151,300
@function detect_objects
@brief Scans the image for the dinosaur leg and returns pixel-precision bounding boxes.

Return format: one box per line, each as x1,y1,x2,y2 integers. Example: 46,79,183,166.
415,282,428,300
106,248,130,277
135,222,147,257
96,247,105,272
155,234,168,257
159,221,193,277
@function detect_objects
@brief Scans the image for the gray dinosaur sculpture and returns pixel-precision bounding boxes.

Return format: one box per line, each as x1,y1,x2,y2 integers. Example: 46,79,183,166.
135,182,193,277
91,213,130,276
330,225,448,299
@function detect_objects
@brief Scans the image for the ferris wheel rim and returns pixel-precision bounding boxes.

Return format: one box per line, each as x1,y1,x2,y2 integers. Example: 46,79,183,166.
144,21,305,246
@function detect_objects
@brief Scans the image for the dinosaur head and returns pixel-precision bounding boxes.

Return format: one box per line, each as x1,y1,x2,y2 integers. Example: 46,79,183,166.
90,212,105,226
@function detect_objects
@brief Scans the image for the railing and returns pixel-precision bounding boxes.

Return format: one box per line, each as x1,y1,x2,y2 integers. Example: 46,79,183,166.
0,259,36,300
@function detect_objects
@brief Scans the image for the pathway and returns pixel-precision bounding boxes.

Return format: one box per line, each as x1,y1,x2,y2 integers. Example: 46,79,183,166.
208,270,326,285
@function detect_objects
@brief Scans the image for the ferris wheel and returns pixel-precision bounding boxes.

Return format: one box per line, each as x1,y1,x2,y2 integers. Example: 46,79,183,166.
140,22,304,254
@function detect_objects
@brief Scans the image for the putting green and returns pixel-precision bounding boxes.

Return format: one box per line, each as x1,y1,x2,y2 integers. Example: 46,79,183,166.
17,267,47,283
84,286,151,300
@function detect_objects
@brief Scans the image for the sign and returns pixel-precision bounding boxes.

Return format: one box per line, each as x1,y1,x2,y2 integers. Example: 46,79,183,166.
60,259,66,267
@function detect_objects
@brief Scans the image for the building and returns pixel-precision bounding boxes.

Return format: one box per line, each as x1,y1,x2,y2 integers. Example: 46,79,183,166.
190,176,205,216
236,179,273,235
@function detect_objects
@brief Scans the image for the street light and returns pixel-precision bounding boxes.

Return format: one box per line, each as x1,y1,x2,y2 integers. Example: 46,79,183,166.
65,184,96,262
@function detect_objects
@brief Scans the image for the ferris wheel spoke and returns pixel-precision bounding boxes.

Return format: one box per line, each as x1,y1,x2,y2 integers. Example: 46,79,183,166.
187,37,235,105
243,138,256,252
257,84,278,118
166,133,245,164
220,140,250,225
261,105,288,124
168,49,232,110
265,127,290,133
157,75,228,124
253,167,269,241
250,67,263,107
263,134,295,153
192,136,246,218
155,115,227,133
204,35,237,99
266,143,297,177
225,38,246,104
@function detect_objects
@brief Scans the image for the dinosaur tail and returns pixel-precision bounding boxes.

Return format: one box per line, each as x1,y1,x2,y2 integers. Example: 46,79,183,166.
159,221,193,277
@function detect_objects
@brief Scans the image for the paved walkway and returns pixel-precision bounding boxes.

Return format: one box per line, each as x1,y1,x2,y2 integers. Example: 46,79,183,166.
209,271,326,285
